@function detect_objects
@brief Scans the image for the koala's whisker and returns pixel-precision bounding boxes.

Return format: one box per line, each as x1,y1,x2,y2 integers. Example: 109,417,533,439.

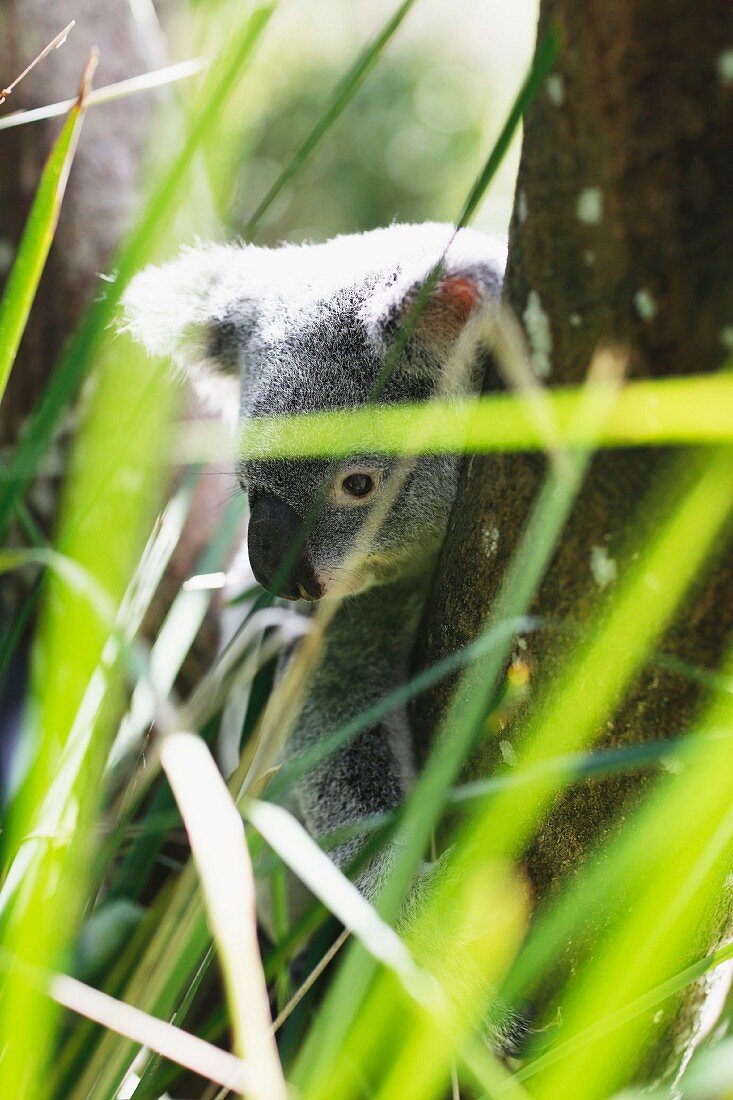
220,485,243,504
195,468,240,478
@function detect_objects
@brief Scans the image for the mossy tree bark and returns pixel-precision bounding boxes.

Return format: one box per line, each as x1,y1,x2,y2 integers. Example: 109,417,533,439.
413,0,733,1082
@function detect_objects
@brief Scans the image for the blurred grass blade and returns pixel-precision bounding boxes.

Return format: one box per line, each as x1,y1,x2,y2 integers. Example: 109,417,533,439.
70,864,212,1099
682,1042,733,1098
370,31,555,397
0,547,113,620
244,0,418,236
461,447,733,870
105,474,199,768
0,328,175,1099
0,57,208,132
298,440,732,1098
50,973,258,1095
231,373,733,463
0,477,192,922
517,654,733,1098
454,455,733,1092
269,615,535,799
516,940,733,1089
160,733,286,1099
0,51,95,405
108,492,243,772
448,736,723,805
245,803,528,1100
311,734,729,853
296,858,531,1100
244,799,420,985
369,863,530,1100
0,4,274,541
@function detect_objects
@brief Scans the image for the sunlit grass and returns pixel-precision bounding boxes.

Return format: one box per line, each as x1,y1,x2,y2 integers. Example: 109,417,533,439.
0,47,93,403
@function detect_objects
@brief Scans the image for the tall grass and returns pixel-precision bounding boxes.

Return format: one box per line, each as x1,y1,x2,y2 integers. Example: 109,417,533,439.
0,3,731,1099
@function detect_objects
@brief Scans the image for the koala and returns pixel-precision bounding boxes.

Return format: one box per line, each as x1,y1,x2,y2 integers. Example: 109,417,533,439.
122,222,506,903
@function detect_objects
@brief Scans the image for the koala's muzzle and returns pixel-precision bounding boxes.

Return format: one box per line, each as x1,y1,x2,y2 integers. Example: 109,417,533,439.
247,495,322,601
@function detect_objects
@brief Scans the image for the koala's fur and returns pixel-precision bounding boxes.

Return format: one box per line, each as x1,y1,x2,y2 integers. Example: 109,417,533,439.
123,222,506,902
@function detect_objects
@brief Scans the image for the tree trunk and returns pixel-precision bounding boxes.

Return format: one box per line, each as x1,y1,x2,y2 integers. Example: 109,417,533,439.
413,0,733,1082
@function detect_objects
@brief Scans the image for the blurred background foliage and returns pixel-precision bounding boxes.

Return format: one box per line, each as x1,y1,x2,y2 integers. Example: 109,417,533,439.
163,0,537,243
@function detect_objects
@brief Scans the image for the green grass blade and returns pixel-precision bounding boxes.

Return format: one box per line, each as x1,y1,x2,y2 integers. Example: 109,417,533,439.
295,442,732,1099
244,0,419,237
0,475,195,925
0,56,93,405
459,448,733,872
518,654,733,1097
69,867,213,1099
308,732,730,854
245,799,420,983
0,349,175,1100
2,961,257,1096
108,492,244,773
515,940,733,1090
230,374,733,462
128,944,217,1100
269,615,535,798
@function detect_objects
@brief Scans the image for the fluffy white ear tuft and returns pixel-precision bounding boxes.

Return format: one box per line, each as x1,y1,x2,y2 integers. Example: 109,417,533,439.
120,243,254,382
362,227,506,354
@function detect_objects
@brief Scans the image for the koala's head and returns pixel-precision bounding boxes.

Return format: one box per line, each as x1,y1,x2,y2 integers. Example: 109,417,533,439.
123,223,505,601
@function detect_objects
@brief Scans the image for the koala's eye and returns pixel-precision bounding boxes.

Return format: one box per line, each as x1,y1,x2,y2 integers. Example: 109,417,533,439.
343,473,373,498
331,466,380,507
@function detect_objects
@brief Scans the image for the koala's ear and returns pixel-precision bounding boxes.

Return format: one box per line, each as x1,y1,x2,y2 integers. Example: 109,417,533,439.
362,228,506,353
121,243,258,384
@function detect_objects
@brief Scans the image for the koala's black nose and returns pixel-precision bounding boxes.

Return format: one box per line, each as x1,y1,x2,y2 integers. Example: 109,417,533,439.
247,496,322,601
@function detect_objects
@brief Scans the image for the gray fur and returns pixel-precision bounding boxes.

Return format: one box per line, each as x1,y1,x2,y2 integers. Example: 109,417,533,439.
122,220,505,901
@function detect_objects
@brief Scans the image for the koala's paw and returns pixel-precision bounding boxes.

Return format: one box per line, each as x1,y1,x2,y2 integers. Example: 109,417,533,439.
482,999,534,1060
396,849,533,1059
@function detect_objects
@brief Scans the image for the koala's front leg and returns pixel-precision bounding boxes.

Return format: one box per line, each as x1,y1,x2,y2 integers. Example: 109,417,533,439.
293,704,414,902
285,579,425,902
292,696,530,1056
286,598,532,1056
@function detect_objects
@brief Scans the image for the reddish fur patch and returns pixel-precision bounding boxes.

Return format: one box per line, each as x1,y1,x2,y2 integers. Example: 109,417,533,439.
399,273,483,343
436,274,482,322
